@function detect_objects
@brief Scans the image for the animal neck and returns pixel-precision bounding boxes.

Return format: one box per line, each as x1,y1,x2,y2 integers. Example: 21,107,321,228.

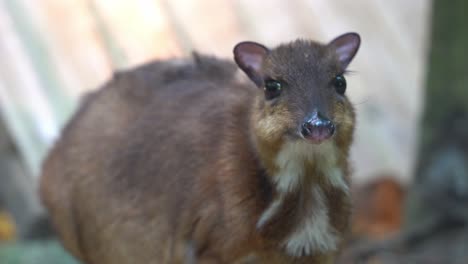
255,139,349,257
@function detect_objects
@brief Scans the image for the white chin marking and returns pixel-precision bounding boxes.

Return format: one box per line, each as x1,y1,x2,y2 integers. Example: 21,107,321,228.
273,141,346,192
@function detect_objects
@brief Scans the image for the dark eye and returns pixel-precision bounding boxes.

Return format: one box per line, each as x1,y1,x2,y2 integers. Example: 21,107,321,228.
333,75,347,95
264,79,282,100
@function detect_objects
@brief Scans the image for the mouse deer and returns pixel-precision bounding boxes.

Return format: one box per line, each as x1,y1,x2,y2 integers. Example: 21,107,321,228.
40,32,361,264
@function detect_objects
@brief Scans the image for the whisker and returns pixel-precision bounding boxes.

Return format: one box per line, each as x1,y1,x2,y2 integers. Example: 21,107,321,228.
344,69,358,75
353,98,370,106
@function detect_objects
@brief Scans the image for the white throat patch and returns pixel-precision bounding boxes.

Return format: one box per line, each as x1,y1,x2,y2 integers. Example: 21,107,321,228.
256,141,348,256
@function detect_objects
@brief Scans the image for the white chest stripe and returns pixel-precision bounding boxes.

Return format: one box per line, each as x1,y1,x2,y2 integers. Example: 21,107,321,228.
284,187,338,256
256,141,347,256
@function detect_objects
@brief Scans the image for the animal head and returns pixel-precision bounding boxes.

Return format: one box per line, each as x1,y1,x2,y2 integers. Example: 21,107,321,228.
233,33,360,149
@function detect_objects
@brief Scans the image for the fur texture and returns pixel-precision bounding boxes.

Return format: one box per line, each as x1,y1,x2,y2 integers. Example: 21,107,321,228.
40,35,359,264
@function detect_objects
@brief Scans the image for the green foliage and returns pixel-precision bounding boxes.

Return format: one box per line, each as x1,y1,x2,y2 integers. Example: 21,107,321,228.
0,240,79,264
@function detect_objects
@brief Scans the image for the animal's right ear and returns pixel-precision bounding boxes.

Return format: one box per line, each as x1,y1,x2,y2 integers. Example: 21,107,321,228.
328,32,361,69
233,42,269,87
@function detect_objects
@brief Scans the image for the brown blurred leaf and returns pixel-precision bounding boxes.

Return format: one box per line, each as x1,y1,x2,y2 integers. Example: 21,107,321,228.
352,176,406,239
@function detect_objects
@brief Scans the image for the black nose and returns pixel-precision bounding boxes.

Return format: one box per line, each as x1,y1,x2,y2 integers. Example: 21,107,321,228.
301,112,335,143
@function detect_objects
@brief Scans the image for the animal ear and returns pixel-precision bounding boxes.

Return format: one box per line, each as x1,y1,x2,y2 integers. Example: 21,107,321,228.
233,41,269,87
328,32,361,69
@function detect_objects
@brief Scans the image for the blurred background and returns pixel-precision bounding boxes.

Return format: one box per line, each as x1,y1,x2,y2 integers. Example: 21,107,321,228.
1,0,467,263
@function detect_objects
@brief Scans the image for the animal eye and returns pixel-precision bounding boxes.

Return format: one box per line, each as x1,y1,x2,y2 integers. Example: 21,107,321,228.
264,79,282,100
333,75,347,95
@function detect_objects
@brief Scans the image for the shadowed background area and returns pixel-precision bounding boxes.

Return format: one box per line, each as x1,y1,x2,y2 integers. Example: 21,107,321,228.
0,0,438,263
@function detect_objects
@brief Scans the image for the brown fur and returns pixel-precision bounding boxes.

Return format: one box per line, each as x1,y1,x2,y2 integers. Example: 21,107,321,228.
40,36,358,264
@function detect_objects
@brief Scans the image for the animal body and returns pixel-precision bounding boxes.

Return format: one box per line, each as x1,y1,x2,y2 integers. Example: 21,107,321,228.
40,32,361,264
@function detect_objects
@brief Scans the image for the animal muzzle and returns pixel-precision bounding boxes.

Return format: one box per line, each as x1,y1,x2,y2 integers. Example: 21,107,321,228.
301,111,335,143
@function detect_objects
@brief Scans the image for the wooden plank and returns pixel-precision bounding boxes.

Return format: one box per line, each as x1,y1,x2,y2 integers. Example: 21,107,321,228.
164,0,245,56
26,0,115,96
92,0,183,68
0,2,58,175
236,0,308,44
2,0,75,127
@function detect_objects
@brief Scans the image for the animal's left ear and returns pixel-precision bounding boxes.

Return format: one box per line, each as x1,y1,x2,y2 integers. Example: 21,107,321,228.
328,32,361,69
233,41,269,87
